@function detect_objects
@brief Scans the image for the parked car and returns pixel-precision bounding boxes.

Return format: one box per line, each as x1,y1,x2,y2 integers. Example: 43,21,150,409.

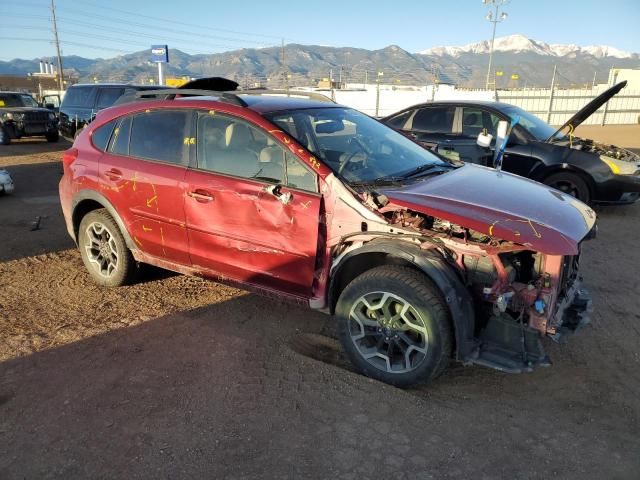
0,91,59,145
58,83,160,140
382,81,640,204
0,168,14,194
59,89,596,386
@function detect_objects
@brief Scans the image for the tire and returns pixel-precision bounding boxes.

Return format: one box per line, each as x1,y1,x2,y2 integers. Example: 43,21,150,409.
46,130,59,143
0,126,10,145
336,265,453,387
543,172,591,203
78,208,136,287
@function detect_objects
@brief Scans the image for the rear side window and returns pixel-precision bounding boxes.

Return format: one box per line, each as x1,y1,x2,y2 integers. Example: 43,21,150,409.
62,86,94,107
91,120,116,151
411,106,455,134
109,116,131,156
96,88,125,110
128,110,191,166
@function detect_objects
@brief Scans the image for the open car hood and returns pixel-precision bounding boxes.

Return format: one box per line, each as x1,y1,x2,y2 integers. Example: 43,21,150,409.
547,81,627,141
380,164,596,256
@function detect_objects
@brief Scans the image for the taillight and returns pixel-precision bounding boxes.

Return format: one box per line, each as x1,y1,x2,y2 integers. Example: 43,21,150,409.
62,148,78,169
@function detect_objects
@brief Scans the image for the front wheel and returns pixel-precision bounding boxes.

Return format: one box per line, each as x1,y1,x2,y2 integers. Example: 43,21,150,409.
0,125,10,145
78,209,136,287
543,172,591,203
46,130,59,143
336,265,453,387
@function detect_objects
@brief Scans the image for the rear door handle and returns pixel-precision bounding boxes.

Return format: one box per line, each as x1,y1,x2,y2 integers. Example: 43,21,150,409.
187,189,214,203
104,168,123,181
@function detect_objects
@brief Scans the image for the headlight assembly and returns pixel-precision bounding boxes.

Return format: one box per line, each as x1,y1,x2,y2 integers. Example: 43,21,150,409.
600,155,639,176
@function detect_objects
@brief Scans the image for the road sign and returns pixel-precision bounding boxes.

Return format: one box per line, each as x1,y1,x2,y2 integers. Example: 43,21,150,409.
150,45,169,63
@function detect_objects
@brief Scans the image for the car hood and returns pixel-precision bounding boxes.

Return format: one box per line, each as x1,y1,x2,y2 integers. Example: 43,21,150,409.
547,81,627,141
379,164,596,255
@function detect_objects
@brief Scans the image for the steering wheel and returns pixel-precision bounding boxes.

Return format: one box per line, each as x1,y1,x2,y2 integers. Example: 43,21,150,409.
338,136,369,176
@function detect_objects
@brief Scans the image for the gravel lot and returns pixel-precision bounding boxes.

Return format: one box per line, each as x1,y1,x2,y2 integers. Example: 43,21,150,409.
1,134,639,479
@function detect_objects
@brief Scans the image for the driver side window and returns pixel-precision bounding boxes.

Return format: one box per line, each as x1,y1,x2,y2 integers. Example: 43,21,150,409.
196,113,317,193
461,107,502,138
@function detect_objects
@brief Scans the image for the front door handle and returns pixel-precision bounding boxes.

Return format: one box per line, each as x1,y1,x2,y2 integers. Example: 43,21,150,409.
104,168,123,181
187,189,214,203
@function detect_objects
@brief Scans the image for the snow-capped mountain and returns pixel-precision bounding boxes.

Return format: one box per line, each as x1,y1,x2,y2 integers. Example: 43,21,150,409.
420,34,634,59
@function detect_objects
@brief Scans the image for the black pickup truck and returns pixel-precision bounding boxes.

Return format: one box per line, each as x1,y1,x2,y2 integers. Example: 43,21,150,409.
0,92,59,145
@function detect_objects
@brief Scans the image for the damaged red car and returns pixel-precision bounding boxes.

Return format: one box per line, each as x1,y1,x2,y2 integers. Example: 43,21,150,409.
59,89,597,386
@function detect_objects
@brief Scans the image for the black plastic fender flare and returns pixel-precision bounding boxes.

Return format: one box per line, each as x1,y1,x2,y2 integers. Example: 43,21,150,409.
72,189,138,252
329,240,477,360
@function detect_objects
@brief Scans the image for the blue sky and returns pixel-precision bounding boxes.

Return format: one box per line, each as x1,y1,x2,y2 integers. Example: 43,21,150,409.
1,0,639,61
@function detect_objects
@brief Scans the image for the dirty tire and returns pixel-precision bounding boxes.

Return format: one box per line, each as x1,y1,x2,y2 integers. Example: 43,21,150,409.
78,208,136,287
543,172,590,203
46,131,59,143
336,265,452,388
0,125,10,145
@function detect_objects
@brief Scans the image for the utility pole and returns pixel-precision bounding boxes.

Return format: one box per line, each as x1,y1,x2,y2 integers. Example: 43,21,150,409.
483,0,509,91
50,0,64,92
546,65,557,124
281,39,289,93
375,70,383,117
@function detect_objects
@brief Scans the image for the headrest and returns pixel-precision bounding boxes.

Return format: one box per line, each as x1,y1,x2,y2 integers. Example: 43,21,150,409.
225,123,252,148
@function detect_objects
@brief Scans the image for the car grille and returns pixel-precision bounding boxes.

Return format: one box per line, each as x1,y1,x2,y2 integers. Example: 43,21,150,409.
23,111,50,123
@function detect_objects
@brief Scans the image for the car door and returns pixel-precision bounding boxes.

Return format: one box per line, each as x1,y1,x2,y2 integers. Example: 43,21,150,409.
401,105,457,153
99,109,192,265
184,112,321,297
452,106,504,166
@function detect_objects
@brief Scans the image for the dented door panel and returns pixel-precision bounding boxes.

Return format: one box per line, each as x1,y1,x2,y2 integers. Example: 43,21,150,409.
184,170,321,296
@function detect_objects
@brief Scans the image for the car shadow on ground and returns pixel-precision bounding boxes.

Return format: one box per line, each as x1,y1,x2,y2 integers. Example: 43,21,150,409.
1,292,638,479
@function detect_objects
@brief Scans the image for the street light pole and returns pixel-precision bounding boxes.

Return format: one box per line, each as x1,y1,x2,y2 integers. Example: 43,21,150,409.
483,0,509,91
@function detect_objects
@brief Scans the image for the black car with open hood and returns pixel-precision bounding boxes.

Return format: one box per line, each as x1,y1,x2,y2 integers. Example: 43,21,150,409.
382,81,640,204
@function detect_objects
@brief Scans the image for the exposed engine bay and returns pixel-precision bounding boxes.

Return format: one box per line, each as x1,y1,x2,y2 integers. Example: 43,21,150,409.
572,137,640,164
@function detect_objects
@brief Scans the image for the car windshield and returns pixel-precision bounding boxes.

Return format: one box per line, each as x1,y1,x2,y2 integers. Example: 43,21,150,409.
502,105,564,142
265,107,450,184
0,93,37,108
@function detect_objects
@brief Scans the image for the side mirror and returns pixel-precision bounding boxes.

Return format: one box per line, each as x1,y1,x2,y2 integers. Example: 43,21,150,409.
476,131,493,148
45,103,55,110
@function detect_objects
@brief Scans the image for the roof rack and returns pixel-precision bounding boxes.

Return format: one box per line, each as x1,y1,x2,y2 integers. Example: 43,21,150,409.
236,89,335,104
134,89,247,107
132,88,335,107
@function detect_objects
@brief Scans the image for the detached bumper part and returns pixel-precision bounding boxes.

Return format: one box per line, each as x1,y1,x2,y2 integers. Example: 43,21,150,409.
468,314,551,374
0,169,14,194
550,283,593,342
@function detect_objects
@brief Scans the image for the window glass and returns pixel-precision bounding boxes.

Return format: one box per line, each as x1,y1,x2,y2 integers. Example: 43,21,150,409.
462,107,502,138
286,153,317,192
62,86,93,107
385,110,412,129
129,110,190,165
0,94,23,107
197,113,270,179
109,116,131,156
91,120,116,151
19,94,38,107
96,88,125,109
411,106,455,133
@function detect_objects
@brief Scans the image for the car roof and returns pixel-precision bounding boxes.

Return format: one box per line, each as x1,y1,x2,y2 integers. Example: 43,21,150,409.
404,99,517,113
0,91,33,95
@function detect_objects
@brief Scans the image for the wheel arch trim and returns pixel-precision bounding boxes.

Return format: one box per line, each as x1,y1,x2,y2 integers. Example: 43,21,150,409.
329,240,477,360
71,189,137,252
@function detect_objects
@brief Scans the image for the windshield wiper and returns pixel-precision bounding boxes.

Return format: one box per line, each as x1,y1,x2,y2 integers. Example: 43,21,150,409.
402,163,451,179
349,175,405,187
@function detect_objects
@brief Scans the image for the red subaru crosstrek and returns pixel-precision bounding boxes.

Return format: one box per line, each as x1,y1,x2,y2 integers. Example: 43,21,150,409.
59,89,596,386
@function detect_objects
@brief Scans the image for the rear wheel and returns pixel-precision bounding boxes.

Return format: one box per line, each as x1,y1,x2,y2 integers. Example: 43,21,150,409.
543,172,590,203
336,265,452,387
78,209,136,287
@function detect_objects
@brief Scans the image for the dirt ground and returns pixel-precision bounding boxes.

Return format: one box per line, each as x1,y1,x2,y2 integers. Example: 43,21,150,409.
1,132,639,479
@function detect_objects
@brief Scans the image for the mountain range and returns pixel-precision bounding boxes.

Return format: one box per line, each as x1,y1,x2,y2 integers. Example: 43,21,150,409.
1,34,638,89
